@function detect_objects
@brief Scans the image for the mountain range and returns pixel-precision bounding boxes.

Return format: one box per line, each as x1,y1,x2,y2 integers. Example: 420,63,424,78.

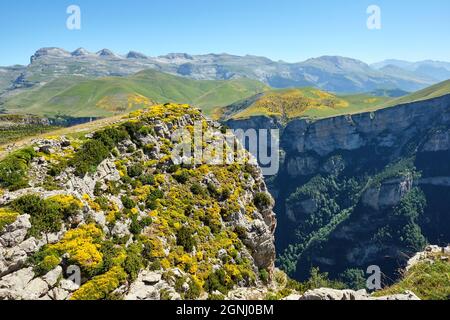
1,48,449,101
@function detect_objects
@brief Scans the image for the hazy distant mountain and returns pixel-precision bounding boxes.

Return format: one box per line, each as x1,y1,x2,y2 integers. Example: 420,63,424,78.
372,59,450,82
0,47,447,100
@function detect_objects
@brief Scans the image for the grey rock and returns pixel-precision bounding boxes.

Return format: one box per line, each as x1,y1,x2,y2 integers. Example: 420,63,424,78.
48,287,70,300
59,279,80,292
23,278,49,300
43,266,62,287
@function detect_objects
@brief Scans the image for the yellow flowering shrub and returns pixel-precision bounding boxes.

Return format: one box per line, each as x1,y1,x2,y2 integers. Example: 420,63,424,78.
51,224,104,273
71,266,127,300
0,208,18,231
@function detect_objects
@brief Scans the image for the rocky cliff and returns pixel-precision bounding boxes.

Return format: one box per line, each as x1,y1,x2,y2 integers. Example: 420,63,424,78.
0,104,277,300
226,94,450,285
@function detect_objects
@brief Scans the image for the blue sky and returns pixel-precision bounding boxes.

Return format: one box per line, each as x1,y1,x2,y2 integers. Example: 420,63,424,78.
0,0,449,66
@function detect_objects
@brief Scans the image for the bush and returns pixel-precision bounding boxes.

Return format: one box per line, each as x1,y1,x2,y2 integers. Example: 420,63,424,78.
259,269,270,284
128,164,144,178
0,208,18,232
71,266,127,300
339,268,366,290
124,243,144,281
28,246,61,276
253,192,272,210
145,189,164,210
94,127,129,147
130,216,152,235
12,195,64,237
70,127,128,177
70,140,110,177
204,269,231,294
139,174,155,186
121,195,136,210
176,226,196,252
185,278,202,300
173,170,190,184
190,183,206,196
207,183,220,199
0,147,36,190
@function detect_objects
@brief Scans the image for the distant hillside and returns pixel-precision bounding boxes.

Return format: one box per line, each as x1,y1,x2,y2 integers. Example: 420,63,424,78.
218,88,392,122
372,60,450,82
383,79,450,107
1,69,268,117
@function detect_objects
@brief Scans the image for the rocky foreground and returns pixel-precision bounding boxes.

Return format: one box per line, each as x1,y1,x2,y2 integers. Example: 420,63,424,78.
0,104,276,300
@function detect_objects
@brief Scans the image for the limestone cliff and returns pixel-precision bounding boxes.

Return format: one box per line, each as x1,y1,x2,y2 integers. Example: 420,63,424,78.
0,104,276,300
226,94,450,284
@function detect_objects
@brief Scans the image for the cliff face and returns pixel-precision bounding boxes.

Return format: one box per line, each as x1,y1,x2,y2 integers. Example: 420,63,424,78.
0,104,276,300
226,94,450,284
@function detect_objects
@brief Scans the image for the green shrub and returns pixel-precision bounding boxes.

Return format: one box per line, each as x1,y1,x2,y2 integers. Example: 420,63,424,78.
128,164,144,178
190,183,206,196
93,127,129,149
70,127,128,177
259,269,270,284
121,196,136,210
173,170,190,184
204,269,231,294
130,216,152,235
139,174,155,186
28,246,61,276
94,182,103,196
339,268,366,290
70,140,110,177
0,147,36,190
176,226,196,252
124,243,144,281
207,183,220,199
253,192,272,210
145,189,164,210
12,195,63,237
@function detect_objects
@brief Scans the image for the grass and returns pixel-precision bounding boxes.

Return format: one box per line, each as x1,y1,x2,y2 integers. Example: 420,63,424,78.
0,124,59,145
1,69,268,117
382,79,450,108
374,253,450,300
221,88,391,121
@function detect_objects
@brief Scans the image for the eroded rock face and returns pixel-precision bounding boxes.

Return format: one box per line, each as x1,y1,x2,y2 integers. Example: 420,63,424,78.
227,93,450,283
361,175,414,211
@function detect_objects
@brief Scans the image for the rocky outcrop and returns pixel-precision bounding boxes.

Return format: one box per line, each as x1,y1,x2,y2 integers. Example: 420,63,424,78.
0,104,277,300
284,288,420,301
406,245,450,271
361,175,414,211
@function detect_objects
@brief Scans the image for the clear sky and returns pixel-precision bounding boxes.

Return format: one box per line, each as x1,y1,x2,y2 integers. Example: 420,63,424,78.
0,0,449,66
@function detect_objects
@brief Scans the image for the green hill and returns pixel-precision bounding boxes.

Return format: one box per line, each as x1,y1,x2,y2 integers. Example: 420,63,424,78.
1,69,268,117
218,88,392,122
383,79,450,108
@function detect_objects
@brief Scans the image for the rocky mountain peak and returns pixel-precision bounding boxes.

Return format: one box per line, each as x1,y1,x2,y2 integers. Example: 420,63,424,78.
96,49,118,58
126,51,148,59
71,48,91,57
30,47,71,63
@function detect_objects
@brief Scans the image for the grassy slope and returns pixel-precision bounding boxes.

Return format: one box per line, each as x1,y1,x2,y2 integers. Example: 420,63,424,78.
221,88,392,121
382,79,450,108
2,70,268,117
374,253,450,300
